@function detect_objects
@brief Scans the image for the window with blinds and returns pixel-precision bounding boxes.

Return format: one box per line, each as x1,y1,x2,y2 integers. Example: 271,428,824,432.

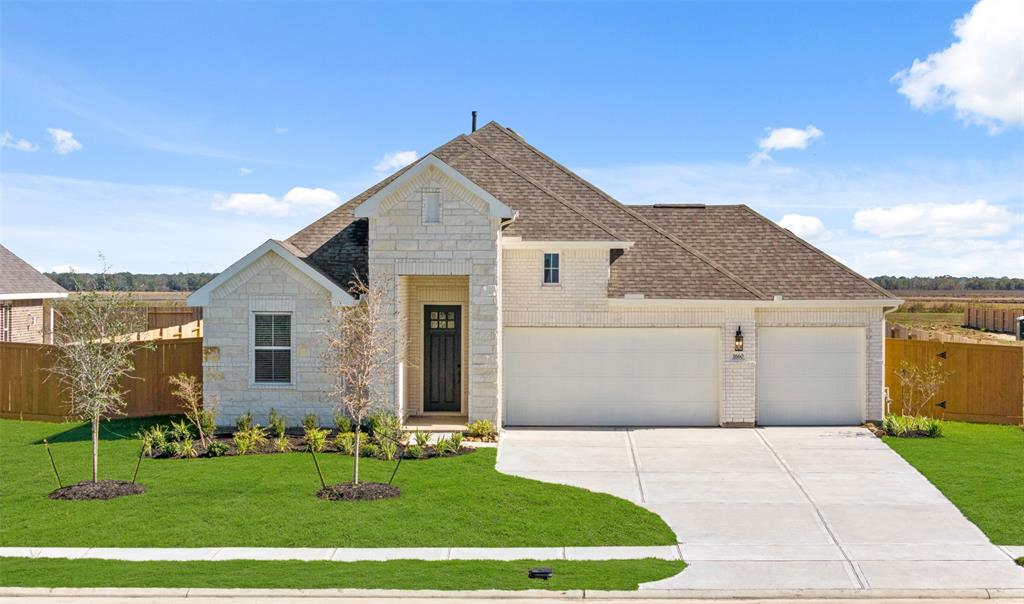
254,313,291,383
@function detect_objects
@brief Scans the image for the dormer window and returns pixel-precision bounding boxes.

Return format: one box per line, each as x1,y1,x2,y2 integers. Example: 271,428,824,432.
422,189,441,224
543,252,560,285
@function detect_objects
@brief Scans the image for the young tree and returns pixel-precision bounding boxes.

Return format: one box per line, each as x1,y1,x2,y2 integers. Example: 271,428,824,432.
168,372,218,447
321,275,401,484
893,358,951,416
47,281,150,483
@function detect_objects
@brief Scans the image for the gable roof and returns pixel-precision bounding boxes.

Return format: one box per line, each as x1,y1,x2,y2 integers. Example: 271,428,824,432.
287,122,892,301
0,244,68,300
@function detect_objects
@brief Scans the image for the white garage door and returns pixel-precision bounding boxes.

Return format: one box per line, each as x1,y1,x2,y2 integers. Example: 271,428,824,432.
757,327,865,426
504,327,719,426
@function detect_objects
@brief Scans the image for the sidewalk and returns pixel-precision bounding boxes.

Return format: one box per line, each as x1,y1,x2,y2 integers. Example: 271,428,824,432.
0,545,681,562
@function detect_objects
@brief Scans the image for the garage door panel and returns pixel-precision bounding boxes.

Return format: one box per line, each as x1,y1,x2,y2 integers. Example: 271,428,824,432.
504,327,719,426
757,327,865,426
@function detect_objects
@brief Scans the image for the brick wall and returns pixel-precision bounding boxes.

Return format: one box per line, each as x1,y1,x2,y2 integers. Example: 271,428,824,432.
1,300,46,344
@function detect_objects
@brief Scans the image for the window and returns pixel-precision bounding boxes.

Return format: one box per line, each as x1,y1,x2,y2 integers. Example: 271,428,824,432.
254,313,291,383
429,309,457,330
423,189,441,224
0,305,10,342
543,252,560,285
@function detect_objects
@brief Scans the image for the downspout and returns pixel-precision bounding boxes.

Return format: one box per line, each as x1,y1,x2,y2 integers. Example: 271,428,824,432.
881,300,904,417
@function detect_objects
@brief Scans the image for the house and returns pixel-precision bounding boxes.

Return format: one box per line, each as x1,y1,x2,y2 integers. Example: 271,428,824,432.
189,122,899,428
0,244,68,344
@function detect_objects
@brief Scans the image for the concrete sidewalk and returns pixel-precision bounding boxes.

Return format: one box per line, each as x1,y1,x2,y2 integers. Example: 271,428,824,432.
0,545,681,562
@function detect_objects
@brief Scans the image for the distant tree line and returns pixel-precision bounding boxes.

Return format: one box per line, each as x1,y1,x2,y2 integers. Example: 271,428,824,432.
46,272,218,292
871,276,1024,291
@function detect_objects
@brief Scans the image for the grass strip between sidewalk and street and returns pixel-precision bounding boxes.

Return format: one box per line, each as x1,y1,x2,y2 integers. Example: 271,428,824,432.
0,557,686,591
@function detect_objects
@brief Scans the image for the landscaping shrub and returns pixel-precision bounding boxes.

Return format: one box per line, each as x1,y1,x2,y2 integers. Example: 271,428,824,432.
273,435,291,453
378,440,398,461
413,429,430,448
360,443,380,458
406,444,425,459
333,413,352,434
467,419,497,441
168,436,198,459
433,436,454,457
206,441,230,457
137,425,168,457
302,413,319,431
236,411,254,433
304,426,329,453
268,408,286,438
883,414,943,438
450,432,463,450
169,419,193,442
369,413,403,444
334,432,355,455
233,425,268,454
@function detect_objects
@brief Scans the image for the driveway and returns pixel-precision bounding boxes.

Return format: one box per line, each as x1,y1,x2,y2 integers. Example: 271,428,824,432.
497,427,1024,590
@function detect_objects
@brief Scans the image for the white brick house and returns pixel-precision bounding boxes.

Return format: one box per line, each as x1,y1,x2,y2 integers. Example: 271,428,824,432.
189,122,899,428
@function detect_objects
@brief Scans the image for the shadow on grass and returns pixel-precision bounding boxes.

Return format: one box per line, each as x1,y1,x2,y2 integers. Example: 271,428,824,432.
38,415,182,444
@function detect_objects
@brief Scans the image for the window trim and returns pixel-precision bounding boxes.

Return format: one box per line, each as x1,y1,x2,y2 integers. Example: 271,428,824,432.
542,252,561,286
252,312,293,386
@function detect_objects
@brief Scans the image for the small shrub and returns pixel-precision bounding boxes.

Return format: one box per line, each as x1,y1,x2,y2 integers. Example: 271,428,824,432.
334,432,355,455
273,435,291,453
268,408,286,438
379,440,398,461
169,419,193,442
369,413,403,446
467,419,497,441
883,414,943,438
304,426,329,453
206,441,230,457
177,436,198,459
233,425,268,454
137,425,168,457
450,431,463,450
333,412,352,434
406,444,424,459
302,413,319,431
413,429,431,448
236,411,254,432
360,442,380,458
433,436,453,457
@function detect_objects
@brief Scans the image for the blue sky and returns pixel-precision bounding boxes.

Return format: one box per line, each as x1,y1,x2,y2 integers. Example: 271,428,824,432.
1,0,1021,277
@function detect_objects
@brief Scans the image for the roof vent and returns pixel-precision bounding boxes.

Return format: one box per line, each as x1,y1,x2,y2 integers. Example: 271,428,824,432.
652,203,706,209
471,111,477,132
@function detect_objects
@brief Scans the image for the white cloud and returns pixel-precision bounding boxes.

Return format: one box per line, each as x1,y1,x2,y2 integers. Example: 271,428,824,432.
749,125,823,165
853,199,1018,238
850,237,1023,278
893,0,1024,131
240,167,252,176
274,126,288,135
212,186,340,217
46,128,83,154
778,214,831,242
1,131,39,152
373,150,418,173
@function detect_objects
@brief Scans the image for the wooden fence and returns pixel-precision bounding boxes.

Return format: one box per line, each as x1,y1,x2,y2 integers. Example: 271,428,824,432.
147,307,203,330
886,338,1023,425
0,338,203,422
964,306,1024,335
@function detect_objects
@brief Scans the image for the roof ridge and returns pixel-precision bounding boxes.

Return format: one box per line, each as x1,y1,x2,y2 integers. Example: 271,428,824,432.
458,134,625,241
739,205,895,299
487,124,768,300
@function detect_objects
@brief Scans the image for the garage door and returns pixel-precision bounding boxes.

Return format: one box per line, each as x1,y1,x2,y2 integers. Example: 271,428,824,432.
504,327,719,426
757,327,865,426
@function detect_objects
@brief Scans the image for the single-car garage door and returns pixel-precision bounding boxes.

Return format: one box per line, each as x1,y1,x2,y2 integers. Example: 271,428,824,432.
504,327,719,426
757,327,865,426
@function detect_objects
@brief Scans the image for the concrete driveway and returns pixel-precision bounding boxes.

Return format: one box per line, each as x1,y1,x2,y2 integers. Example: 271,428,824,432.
497,427,1024,590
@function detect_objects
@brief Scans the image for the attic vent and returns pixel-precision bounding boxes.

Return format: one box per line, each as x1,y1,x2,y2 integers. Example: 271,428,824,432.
652,204,706,209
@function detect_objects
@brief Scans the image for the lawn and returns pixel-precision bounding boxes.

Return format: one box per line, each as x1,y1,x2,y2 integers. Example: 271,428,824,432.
884,421,1024,545
0,557,685,590
0,418,675,547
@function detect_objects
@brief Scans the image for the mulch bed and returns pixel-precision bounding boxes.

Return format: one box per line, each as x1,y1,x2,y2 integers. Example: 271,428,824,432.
49,480,145,501
317,482,400,501
149,433,477,460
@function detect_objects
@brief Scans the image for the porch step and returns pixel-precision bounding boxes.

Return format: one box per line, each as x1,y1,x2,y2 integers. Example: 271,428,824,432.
403,415,468,433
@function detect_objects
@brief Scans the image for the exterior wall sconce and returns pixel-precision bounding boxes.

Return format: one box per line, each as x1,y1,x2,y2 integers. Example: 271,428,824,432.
734,327,744,352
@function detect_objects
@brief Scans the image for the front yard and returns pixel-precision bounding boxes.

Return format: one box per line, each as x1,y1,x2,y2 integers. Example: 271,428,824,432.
884,420,1024,545
0,418,675,547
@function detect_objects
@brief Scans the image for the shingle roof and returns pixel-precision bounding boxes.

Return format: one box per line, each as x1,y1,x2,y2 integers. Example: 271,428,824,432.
0,244,68,297
288,122,891,301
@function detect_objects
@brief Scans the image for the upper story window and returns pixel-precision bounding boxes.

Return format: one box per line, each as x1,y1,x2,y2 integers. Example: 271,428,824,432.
543,252,560,285
422,189,441,224
254,313,291,383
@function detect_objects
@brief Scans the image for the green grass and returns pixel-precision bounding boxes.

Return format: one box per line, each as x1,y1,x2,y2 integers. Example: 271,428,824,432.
884,421,1024,545
0,557,685,590
0,418,674,547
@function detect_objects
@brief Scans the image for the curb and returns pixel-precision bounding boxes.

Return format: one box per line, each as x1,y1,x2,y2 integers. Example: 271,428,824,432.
1,587,1023,599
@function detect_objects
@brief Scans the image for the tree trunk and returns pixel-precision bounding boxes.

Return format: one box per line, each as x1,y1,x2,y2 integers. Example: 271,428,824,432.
91,414,100,483
353,425,361,485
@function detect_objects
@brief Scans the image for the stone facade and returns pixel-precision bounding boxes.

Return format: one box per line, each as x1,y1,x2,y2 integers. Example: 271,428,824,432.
202,251,334,427
366,164,502,423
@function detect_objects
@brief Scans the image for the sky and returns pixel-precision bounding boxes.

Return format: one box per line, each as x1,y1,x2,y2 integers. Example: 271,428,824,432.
1,0,1022,278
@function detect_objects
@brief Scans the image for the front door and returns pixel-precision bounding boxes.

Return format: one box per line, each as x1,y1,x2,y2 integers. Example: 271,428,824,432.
424,305,461,412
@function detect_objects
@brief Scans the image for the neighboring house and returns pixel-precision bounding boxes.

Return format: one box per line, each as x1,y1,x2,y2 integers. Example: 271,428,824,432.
189,122,899,428
0,244,68,344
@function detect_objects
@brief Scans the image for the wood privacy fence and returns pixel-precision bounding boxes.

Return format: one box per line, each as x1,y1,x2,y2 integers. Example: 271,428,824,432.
0,338,203,422
964,306,1024,335
147,307,203,330
885,338,1023,425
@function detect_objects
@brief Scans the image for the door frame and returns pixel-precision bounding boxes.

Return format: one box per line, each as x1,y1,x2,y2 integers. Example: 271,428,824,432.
422,304,463,414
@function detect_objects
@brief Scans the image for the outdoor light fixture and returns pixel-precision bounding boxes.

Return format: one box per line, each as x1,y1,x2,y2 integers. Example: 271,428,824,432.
528,567,554,580
734,327,744,352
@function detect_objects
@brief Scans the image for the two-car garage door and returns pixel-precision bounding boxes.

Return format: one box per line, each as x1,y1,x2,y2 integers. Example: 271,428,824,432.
503,326,867,427
504,327,719,426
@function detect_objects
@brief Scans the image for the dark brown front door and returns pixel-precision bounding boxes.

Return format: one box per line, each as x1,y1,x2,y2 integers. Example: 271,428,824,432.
424,305,461,412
